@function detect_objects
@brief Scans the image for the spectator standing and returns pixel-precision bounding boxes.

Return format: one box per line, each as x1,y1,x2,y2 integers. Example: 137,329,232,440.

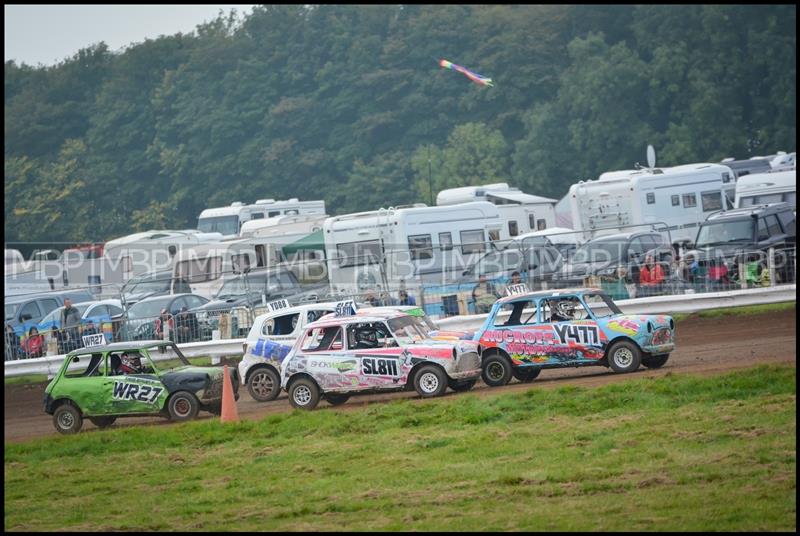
638,254,665,296
5,324,22,360
174,306,198,343
472,275,500,314
60,298,82,352
154,308,174,340
398,290,416,306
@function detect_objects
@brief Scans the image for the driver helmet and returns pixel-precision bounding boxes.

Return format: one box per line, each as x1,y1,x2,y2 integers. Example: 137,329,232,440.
555,300,576,319
120,352,142,373
355,326,378,346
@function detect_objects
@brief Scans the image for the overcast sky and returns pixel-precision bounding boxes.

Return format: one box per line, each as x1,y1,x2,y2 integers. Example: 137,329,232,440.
5,4,256,66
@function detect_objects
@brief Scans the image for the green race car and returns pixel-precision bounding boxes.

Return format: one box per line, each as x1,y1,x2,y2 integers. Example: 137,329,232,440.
43,340,239,434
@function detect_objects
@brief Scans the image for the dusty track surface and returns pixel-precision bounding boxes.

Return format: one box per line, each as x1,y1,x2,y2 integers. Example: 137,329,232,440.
5,309,795,443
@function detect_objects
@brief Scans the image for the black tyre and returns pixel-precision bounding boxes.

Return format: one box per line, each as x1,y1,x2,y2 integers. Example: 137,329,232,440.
512,367,541,383
323,393,351,406
289,377,321,410
481,353,513,387
448,379,477,392
607,340,642,373
642,354,670,369
167,391,200,422
414,365,448,398
53,404,83,435
246,366,281,402
88,416,117,428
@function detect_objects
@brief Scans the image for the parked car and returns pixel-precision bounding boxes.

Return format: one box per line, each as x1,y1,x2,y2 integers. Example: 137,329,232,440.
5,289,96,342
280,306,482,410
687,202,796,284
473,287,675,386
43,340,239,434
192,266,325,338
554,231,674,286
122,270,192,307
38,299,124,353
121,294,209,342
458,239,564,290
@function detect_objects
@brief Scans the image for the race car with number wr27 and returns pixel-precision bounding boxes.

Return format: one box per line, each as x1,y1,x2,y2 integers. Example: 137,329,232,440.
474,287,675,386
280,308,482,410
43,340,239,434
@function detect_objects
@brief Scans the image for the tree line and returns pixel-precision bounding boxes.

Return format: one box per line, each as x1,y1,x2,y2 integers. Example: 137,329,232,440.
4,5,796,245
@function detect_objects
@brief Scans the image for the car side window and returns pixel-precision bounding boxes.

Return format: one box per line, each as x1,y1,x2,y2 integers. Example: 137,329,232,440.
300,326,343,352
757,219,770,241
628,238,646,261
64,353,104,378
542,297,589,322
18,301,40,322
777,210,795,235
346,322,392,350
495,300,538,327
306,309,331,324
39,299,60,316
765,215,782,237
267,313,300,336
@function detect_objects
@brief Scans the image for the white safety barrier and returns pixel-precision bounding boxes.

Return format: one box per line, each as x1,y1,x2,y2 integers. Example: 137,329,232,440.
5,284,795,378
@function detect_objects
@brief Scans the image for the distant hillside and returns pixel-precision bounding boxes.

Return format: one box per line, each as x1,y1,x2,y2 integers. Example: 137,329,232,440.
4,5,796,243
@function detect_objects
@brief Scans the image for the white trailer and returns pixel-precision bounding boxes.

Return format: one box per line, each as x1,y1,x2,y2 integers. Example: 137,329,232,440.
323,201,507,293
197,198,326,238
735,169,796,208
565,163,737,243
436,183,557,237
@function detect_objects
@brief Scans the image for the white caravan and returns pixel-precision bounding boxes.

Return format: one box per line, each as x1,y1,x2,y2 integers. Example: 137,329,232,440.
197,198,326,238
323,201,507,293
436,183,556,237
103,229,224,279
565,162,737,243
735,169,796,208
171,238,282,299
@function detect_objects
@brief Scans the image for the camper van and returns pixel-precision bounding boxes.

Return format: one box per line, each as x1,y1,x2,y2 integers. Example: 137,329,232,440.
323,202,507,293
735,170,796,208
171,238,281,299
197,198,326,238
565,163,737,243
436,183,556,237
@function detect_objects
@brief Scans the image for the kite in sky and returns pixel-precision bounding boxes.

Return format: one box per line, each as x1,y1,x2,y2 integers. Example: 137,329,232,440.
438,59,494,87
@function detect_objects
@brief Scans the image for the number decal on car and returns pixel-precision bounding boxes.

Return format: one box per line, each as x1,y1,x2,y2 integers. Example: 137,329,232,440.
112,381,164,404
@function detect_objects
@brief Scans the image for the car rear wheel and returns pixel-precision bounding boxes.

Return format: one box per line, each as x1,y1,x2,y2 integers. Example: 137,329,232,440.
607,341,642,373
512,368,541,383
289,378,320,410
88,416,117,428
247,366,281,402
642,354,670,369
167,391,200,422
324,393,351,406
414,365,448,398
481,353,512,387
53,404,83,435
448,379,477,392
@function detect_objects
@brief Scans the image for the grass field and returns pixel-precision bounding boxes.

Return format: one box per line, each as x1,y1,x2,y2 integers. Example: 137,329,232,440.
4,364,796,531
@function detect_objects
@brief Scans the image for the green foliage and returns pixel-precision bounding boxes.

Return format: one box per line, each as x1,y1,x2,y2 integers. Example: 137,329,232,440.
4,5,796,243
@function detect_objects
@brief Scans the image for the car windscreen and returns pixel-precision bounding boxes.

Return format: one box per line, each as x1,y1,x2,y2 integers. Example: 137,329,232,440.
215,273,271,299
467,247,523,276
695,219,754,247
198,215,239,236
128,298,172,320
387,316,428,344
582,292,622,318
126,277,171,294
143,343,191,368
570,239,624,265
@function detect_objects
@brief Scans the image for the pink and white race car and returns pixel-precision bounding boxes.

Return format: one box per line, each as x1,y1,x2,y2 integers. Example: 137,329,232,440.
280,305,482,410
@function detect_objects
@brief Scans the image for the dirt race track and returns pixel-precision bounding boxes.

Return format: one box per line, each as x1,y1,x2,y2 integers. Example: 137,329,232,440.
5,309,796,443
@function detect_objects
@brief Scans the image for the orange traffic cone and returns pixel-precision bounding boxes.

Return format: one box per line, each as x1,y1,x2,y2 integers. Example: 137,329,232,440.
220,365,239,423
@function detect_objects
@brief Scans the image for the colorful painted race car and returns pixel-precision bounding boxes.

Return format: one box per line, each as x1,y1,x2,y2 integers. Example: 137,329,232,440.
474,288,675,386
43,340,239,434
280,307,482,410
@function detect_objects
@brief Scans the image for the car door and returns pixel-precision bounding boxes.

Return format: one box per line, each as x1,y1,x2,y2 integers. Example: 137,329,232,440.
543,296,604,363
57,351,108,415
348,322,403,390
481,298,555,366
298,326,361,391
104,350,166,415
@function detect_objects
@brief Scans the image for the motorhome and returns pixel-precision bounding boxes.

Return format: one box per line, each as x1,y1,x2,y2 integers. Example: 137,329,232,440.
171,238,281,299
323,201,508,293
197,198,326,238
103,229,224,279
735,169,796,208
240,214,328,283
436,183,557,237
565,162,737,243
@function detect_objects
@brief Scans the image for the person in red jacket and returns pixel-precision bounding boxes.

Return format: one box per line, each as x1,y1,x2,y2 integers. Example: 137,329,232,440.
22,327,45,358
638,254,665,296
154,308,174,340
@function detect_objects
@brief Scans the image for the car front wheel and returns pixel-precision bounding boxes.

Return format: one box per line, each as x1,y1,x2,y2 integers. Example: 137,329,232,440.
53,404,83,434
482,353,512,387
167,391,200,422
607,341,642,373
289,378,321,410
247,366,281,402
414,365,448,398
